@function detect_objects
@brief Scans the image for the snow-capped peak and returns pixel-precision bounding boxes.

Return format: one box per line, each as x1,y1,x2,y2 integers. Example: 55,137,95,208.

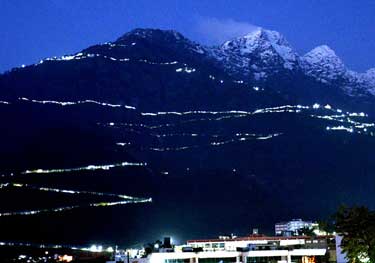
360,68,375,95
301,46,375,96
217,27,299,76
261,29,299,69
222,28,291,53
301,45,347,83
303,45,343,65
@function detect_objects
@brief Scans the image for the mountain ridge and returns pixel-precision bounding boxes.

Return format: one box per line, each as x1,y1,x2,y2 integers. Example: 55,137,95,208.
1,27,375,112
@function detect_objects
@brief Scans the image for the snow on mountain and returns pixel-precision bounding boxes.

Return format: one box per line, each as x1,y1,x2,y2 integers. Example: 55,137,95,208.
300,45,375,96
357,68,375,95
301,45,347,83
363,68,375,85
208,27,374,97
210,28,299,80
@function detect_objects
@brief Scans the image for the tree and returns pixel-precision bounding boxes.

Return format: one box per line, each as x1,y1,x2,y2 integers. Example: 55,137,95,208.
317,219,335,234
297,226,316,237
334,205,375,263
143,240,162,257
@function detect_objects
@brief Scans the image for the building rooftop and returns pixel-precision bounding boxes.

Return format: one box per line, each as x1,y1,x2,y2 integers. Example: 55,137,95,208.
187,235,334,243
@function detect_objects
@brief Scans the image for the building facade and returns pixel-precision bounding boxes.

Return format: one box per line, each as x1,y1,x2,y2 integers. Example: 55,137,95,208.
275,219,319,236
145,235,334,263
149,249,328,263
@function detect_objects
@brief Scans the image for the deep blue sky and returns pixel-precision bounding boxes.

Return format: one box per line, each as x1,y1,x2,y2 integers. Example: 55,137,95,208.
1,0,375,73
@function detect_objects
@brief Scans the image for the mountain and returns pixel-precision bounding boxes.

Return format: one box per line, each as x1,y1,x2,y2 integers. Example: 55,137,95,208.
2,28,374,112
214,29,375,109
211,28,299,80
301,45,375,98
0,28,375,246
301,45,347,83
357,68,375,95
0,28,284,111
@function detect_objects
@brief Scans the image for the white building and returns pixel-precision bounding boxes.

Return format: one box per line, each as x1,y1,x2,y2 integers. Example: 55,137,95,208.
149,249,327,263
108,234,335,263
146,235,331,263
275,219,319,236
183,235,330,263
187,236,307,252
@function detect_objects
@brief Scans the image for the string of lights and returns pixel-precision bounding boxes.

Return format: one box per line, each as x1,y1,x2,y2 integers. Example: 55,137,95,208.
0,182,152,217
22,161,147,175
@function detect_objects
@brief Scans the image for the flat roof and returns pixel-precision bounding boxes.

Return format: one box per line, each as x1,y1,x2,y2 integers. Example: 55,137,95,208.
187,235,334,243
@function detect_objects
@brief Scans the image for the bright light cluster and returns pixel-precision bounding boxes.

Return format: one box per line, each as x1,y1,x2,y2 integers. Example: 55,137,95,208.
116,142,132,146
0,182,152,217
176,67,196,73
22,161,147,175
311,111,374,134
326,126,354,133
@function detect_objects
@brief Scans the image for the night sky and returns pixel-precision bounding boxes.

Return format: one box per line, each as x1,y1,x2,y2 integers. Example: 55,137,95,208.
1,0,375,73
